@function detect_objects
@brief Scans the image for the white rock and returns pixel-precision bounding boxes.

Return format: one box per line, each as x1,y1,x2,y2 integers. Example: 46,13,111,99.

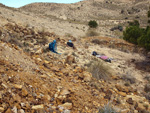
32,105,44,110
12,106,17,113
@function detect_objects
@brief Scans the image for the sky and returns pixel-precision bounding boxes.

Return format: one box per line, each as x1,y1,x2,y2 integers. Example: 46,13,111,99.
0,0,83,8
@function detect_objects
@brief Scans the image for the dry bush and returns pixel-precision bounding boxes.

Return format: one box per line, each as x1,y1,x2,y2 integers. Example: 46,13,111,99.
85,58,113,80
92,39,101,45
86,29,99,37
42,46,49,53
37,36,48,45
9,38,23,47
98,103,117,113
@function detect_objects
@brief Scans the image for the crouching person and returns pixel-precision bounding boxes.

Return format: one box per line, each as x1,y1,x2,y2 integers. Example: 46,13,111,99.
49,40,61,54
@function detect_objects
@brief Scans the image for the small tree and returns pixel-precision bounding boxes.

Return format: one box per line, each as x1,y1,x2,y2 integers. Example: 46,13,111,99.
138,27,150,50
88,20,98,28
123,26,142,44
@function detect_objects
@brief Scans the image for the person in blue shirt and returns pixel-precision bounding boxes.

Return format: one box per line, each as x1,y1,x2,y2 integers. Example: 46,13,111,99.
49,40,58,54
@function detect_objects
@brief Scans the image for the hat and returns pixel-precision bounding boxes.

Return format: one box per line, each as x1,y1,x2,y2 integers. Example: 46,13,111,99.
53,40,56,43
69,40,72,43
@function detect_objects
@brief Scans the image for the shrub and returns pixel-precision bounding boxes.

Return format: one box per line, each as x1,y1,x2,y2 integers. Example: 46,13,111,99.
37,36,48,45
91,39,101,44
88,20,98,28
123,26,142,44
138,27,150,50
98,103,117,113
85,59,112,80
86,30,99,37
129,20,139,26
123,8,150,51
148,8,150,18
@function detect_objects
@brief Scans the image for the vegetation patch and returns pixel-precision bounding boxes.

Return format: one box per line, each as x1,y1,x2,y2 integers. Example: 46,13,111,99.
123,8,150,51
85,58,113,80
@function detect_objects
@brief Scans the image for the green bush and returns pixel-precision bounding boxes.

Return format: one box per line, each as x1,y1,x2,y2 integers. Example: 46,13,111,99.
129,20,140,26
123,26,142,44
148,20,150,24
148,9,150,18
138,27,150,50
123,7,150,51
88,20,98,28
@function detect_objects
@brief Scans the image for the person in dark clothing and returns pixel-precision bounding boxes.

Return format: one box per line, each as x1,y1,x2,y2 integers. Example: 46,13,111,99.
92,51,98,56
92,51,112,63
67,40,74,47
67,40,76,50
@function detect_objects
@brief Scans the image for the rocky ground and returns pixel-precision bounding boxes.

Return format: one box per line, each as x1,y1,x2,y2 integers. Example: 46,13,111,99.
0,0,150,112
0,23,150,113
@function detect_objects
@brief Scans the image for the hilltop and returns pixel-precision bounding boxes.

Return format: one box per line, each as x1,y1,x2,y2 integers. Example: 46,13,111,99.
0,0,150,37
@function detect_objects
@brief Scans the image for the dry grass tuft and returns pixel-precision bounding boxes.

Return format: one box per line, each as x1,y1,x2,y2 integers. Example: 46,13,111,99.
85,58,113,80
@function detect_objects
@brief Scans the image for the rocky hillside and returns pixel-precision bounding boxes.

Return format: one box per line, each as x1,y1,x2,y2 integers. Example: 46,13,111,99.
0,22,150,112
0,0,150,112
20,0,150,37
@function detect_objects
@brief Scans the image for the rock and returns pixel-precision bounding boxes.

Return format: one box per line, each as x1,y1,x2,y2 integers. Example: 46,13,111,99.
51,67,60,72
65,55,75,65
43,63,50,69
115,85,129,93
118,92,127,97
35,48,43,54
83,71,92,82
0,107,4,112
19,109,25,113
24,35,33,39
62,109,71,113
14,84,22,89
5,108,12,113
40,74,48,78
126,98,134,105
58,103,72,110
120,109,130,113
12,106,17,113
60,89,70,96
22,88,28,97
2,83,8,89
21,103,25,107
37,58,42,62
74,67,83,73
32,105,44,110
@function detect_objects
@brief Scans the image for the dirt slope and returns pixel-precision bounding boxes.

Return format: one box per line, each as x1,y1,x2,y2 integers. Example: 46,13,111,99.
0,23,150,112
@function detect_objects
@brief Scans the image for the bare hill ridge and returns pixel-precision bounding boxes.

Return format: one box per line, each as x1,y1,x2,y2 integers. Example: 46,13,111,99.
0,0,149,37
19,0,150,37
